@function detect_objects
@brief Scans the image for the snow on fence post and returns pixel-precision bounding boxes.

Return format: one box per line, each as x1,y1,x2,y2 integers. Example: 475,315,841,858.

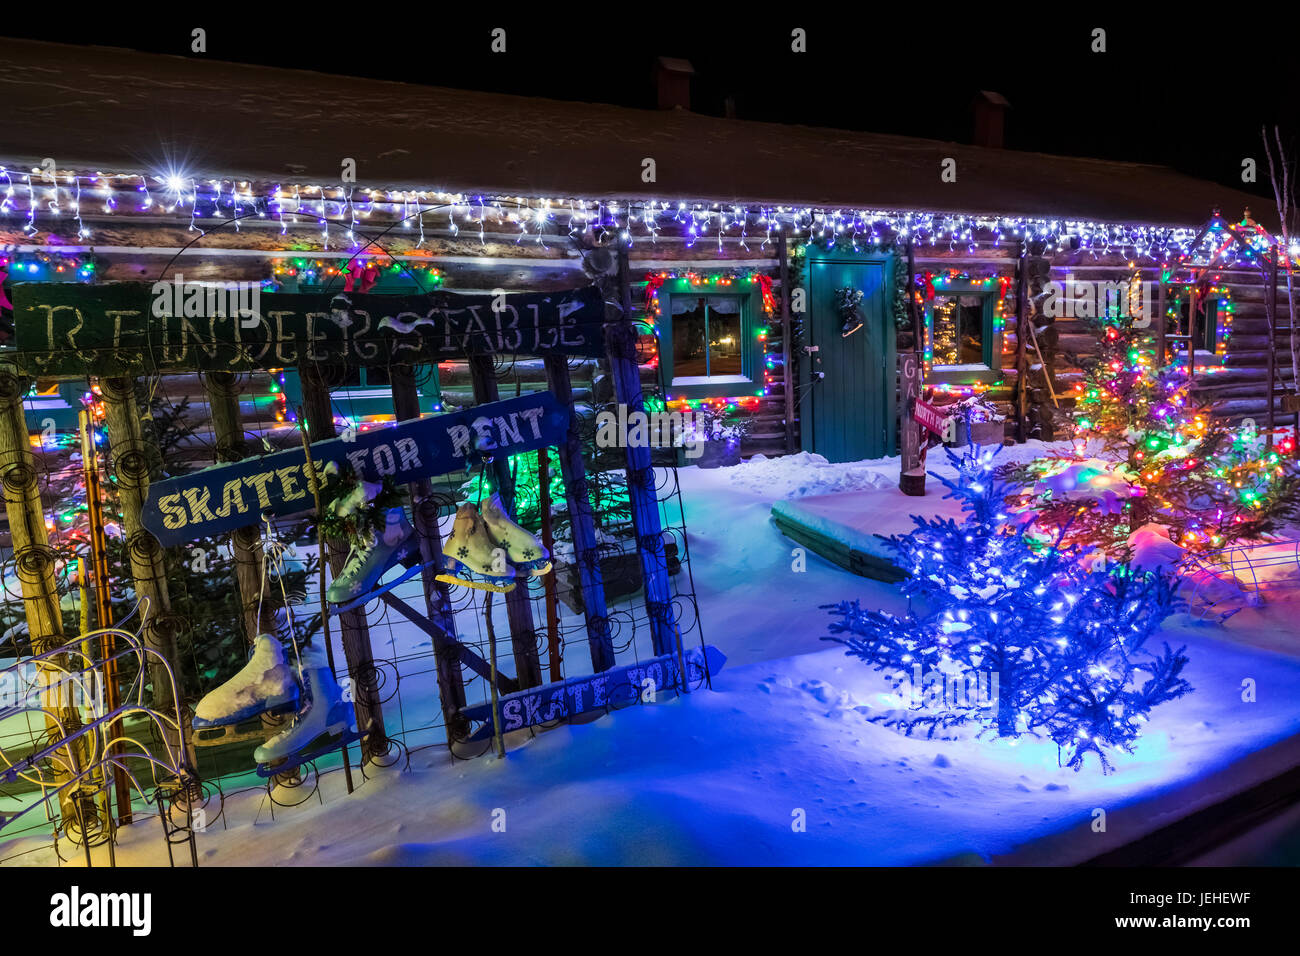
543,355,615,672
467,354,544,689
299,361,389,762
389,363,468,733
613,248,677,657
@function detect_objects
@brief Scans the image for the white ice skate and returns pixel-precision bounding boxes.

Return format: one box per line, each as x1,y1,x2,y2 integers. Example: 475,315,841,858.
192,634,300,730
480,491,551,577
437,503,517,592
254,648,359,774
326,507,422,609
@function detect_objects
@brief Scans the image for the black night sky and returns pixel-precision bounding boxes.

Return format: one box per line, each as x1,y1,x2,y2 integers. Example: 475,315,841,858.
4,14,1297,202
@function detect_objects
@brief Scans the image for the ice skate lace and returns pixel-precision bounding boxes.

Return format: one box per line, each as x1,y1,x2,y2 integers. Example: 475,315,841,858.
341,537,373,577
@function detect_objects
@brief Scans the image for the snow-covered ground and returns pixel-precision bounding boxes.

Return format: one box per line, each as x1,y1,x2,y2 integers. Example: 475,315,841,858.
4,442,1300,866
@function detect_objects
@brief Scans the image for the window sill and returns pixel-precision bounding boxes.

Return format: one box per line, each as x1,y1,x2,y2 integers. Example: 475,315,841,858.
671,374,750,386
928,366,1002,385
666,378,759,400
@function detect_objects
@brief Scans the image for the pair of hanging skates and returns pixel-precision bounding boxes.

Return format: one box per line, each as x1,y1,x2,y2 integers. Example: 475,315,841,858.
192,637,360,775
192,493,549,771
325,492,551,608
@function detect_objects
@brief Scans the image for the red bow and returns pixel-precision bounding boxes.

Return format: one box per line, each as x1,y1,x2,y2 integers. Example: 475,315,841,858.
344,262,381,293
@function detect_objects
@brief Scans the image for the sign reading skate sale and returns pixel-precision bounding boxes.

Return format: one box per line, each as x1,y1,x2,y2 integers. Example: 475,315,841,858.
141,392,569,546
11,282,606,376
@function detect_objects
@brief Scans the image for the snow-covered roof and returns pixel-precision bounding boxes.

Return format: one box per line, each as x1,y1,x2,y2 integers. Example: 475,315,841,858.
0,38,1274,229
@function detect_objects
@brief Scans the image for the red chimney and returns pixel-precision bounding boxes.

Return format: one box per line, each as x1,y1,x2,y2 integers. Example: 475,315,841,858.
655,57,695,111
971,90,1010,148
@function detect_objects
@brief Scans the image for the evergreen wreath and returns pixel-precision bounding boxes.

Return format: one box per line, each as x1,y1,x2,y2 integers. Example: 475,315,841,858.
318,466,406,542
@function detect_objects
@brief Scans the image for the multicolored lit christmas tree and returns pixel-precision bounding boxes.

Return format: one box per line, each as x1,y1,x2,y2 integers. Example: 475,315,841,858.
1008,316,1298,555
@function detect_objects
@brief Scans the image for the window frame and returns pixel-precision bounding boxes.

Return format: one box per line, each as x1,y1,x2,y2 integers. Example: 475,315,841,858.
1168,287,1226,356
657,279,765,400
924,281,1002,384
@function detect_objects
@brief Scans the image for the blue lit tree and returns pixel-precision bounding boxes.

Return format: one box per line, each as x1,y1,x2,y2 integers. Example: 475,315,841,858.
823,446,1191,772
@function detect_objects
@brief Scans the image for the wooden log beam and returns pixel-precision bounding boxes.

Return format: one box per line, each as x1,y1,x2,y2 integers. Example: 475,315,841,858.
1268,248,1279,446
543,356,615,672
1014,242,1030,443
778,233,796,454
466,353,543,690
202,371,270,643
99,377,185,717
0,364,85,824
389,363,467,737
614,249,677,657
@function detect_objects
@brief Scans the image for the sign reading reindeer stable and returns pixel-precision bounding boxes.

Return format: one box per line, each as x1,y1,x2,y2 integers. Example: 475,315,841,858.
10,282,606,376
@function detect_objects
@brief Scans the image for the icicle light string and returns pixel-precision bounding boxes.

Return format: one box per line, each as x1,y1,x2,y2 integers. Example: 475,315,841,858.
3,163,1290,264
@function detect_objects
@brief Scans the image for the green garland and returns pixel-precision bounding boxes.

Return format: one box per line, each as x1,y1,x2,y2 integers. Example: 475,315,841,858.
318,470,406,542
892,255,911,332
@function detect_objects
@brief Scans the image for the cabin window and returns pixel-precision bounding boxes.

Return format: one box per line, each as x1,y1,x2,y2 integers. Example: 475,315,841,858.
670,296,743,381
657,280,764,399
336,366,390,388
931,294,985,366
1169,291,1225,355
924,282,1001,383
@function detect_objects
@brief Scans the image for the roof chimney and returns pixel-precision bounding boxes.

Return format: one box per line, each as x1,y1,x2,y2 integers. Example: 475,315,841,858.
655,57,694,111
971,90,1010,148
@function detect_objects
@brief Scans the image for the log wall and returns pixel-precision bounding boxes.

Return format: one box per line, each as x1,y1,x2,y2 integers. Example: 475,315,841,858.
6,212,1288,463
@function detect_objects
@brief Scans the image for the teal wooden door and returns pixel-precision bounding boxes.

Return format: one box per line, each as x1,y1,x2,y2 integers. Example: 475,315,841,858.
798,251,895,462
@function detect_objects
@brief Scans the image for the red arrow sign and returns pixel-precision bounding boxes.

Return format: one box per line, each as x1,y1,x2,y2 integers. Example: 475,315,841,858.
914,399,952,438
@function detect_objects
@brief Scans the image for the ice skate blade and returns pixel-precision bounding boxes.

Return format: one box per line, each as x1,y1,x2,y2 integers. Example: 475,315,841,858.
328,562,428,615
255,725,362,777
434,572,516,593
193,714,290,748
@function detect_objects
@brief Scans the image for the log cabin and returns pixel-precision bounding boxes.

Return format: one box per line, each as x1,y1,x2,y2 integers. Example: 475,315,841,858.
0,35,1290,469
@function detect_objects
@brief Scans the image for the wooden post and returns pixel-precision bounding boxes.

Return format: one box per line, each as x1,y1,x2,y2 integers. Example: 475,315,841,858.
1268,247,1279,447
0,364,82,823
614,248,677,657
202,371,269,643
543,355,615,672
777,233,796,454
388,364,468,733
99,377,185,728
466,354,544,689
898,352,925,496
907,240,925,356
537,447,562,680
1013,242,1030,443
79,409,132,825
299,362,388,761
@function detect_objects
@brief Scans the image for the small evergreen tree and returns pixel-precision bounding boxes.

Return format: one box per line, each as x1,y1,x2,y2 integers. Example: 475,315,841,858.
823,446,1192,772
1008,316,1298,555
